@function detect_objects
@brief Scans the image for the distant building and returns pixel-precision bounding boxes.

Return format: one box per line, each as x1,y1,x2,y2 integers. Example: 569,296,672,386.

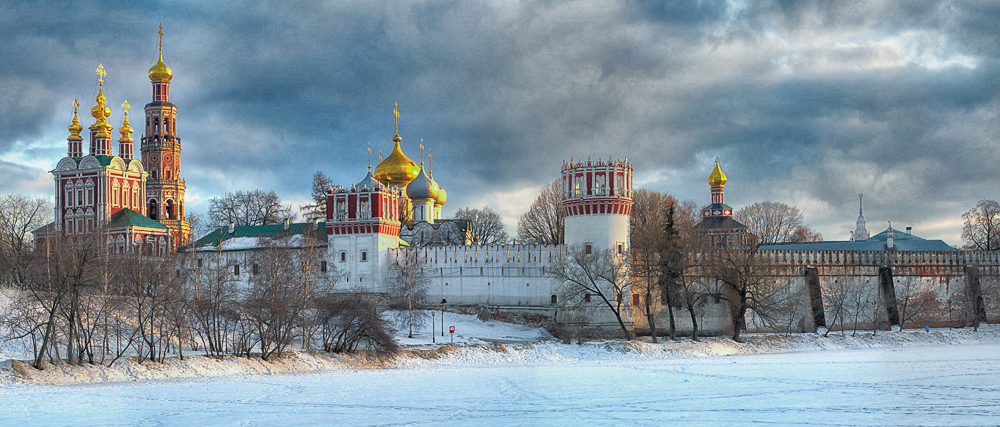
693,156,745,247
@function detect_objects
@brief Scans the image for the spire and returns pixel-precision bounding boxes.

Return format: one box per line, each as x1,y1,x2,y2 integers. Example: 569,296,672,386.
853,193,870,241
428,148,433,179
419,139,424,168
67,99,83,158
118,100,134,160
148,23,173,82
393,102,400,135
367,142,372,172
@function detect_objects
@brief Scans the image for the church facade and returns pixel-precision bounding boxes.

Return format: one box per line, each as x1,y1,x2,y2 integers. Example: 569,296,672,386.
35,29,191,254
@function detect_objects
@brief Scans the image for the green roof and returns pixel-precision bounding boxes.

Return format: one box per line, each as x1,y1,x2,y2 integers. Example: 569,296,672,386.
95,155,114,166
33,222,56,234
108,209,169,230
187,221,328,252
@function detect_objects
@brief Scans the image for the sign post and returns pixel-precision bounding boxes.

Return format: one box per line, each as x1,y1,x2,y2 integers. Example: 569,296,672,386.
449,326,455,344
431,311,436,343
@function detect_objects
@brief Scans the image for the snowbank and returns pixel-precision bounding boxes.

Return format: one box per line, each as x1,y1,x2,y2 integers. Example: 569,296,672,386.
5,316,1000,387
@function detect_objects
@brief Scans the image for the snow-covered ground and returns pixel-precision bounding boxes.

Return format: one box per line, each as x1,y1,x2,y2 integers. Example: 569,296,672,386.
4,310,1000,424
1,343,999,425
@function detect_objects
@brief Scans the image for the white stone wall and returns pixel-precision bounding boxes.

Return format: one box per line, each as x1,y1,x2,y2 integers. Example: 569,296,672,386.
383,245,562,306
564,213,630,252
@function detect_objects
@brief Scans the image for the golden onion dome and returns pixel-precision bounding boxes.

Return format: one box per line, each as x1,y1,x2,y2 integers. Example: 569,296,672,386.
434,183,447,206
406,165,439,201
119,113,133,142
68,101,83,139
374,135,420,186
708,159,727,187
91,91,110,121
148,49,173,82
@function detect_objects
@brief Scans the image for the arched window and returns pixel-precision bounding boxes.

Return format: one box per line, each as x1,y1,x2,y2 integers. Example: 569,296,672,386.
112,181,120,206
149,199,158,220
165,200,175,220
132,186,139,209
122,181,130,209
75,209,83,235
154,117,159,133
85,179,94,205
64,211,74,234
75,181,84,208
85,208,94,232
65,184,73,207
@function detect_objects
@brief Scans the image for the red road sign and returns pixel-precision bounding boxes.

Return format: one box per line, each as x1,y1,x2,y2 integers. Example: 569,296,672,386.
449,326,455,333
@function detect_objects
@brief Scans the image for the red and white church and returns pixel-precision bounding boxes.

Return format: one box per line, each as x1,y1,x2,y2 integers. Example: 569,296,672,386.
34,30,191,255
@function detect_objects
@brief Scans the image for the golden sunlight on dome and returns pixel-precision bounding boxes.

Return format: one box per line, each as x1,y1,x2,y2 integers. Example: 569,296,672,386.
374,135,420,186
148,24,173,82
708,159,727,187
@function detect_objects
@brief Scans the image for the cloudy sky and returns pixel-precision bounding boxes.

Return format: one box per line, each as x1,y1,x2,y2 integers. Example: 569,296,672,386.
2,0,998,245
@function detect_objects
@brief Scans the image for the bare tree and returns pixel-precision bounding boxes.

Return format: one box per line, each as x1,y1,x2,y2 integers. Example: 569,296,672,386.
184,243,241,357
0,194,51,287
844,278,876,336
22,229,112,367
299,171,332,221
629,189,672,342
895,277,938,330
388,250,429,338
550,245,632,340
185,212,214,242
516,180,564,245
706,241,786,342
822,276,861,336
962,200,1000,251
208,190,293,226
317,292,397,354
455,206,510,245
734,201,822,245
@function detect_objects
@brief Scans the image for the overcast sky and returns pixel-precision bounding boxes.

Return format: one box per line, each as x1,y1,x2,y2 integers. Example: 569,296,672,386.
2,0,998,245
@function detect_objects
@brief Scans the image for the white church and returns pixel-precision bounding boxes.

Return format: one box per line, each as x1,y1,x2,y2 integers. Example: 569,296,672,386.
187,111,635,326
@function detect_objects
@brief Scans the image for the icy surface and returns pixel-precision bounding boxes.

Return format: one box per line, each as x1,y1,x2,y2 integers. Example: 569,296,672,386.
2,344,1000,426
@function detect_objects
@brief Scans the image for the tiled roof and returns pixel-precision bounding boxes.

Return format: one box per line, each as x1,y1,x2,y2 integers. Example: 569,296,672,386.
108,209,169,230
187,221,328,252
759,227,959,252
694,216,746,231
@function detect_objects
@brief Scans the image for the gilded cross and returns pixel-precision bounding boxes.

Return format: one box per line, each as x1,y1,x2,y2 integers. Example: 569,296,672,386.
95,64,106,83
121,100,130,119
158,23,163,50
72,99,79,111
367,142,372,169
393,102,399,134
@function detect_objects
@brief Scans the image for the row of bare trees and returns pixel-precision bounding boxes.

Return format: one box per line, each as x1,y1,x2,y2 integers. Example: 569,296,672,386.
545,185,831,342
0,226,398,370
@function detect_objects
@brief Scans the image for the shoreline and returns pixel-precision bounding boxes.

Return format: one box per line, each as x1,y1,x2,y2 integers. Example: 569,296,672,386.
4,326,999,387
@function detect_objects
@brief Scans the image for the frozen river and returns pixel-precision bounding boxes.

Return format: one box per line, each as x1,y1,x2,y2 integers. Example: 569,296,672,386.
2,344,999,426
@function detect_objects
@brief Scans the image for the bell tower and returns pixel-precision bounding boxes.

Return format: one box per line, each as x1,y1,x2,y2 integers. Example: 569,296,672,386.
141,24,190,247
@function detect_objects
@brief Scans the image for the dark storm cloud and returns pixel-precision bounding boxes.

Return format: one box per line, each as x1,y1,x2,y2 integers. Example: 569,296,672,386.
2,0,1000,242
